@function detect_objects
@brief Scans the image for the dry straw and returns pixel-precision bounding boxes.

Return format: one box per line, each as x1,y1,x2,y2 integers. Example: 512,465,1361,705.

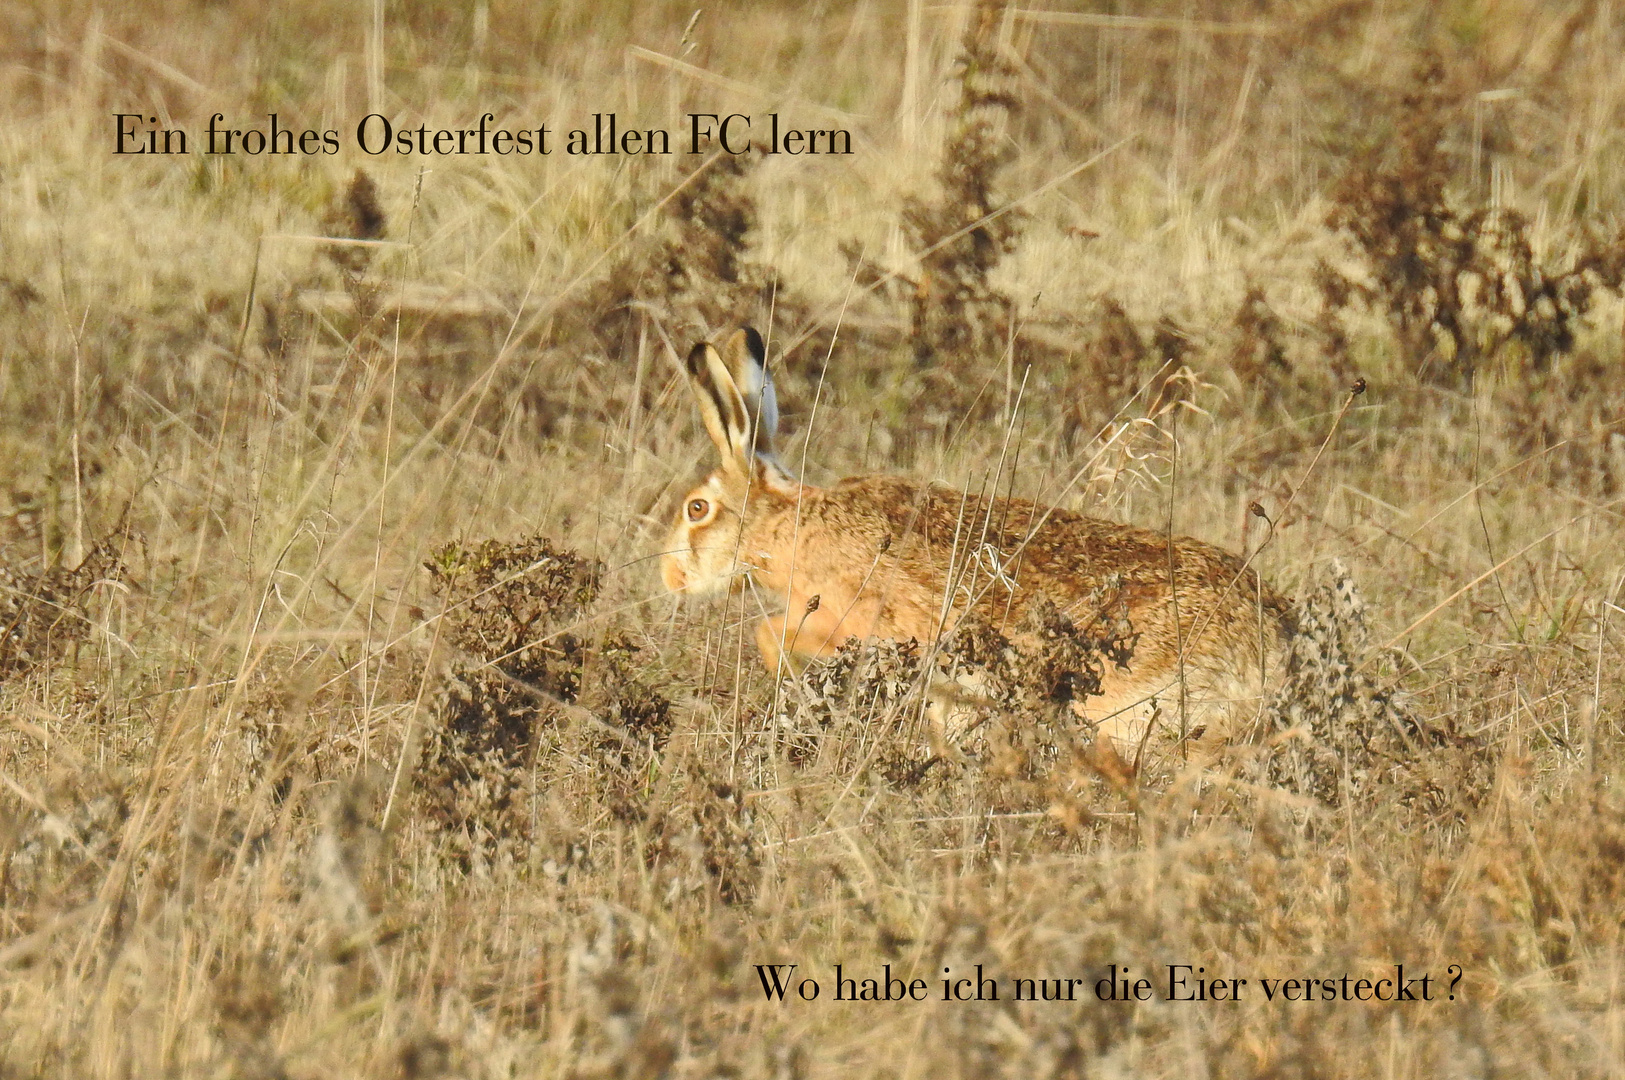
1,1,1623,1074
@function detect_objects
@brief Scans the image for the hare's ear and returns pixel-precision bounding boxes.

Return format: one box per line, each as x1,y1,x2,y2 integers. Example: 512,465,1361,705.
721,326,779,460
685,339,753,478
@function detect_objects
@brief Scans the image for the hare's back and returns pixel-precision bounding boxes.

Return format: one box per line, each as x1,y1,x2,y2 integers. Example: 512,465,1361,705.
824,475,1289,629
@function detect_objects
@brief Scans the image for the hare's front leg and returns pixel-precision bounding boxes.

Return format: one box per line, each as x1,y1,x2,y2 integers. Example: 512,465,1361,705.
754,601,848,671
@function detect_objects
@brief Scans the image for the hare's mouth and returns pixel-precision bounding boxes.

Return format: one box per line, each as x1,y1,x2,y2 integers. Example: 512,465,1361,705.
660,558,689,594
678,572,737,601
660,551,733,600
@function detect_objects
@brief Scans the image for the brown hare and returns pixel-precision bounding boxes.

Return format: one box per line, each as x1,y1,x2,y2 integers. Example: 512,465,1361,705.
662,327,1295,745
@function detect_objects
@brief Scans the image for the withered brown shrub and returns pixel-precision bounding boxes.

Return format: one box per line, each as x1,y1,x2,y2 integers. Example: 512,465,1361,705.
260,166,391,364
1320,58,1625,389
1228,284,1294,405
1264,560,1493,821
1060,298,1148,450
583,631,676,766
417,536,602,865
1491,337,1625,495
0,764,134,920
321,167,388,280
774,636,926,772
901,0,1026,374
646,778,760,906
584,151,769,354
414,535,679,869
0,529,126,681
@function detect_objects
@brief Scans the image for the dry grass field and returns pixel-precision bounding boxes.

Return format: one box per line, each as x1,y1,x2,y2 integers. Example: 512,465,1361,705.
3,1,1625,1075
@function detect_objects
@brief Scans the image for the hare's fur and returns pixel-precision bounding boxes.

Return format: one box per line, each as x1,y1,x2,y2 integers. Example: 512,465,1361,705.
662,328,1295,744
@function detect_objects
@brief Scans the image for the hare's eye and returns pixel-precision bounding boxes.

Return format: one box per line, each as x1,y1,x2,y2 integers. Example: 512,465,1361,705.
686,498,710,522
